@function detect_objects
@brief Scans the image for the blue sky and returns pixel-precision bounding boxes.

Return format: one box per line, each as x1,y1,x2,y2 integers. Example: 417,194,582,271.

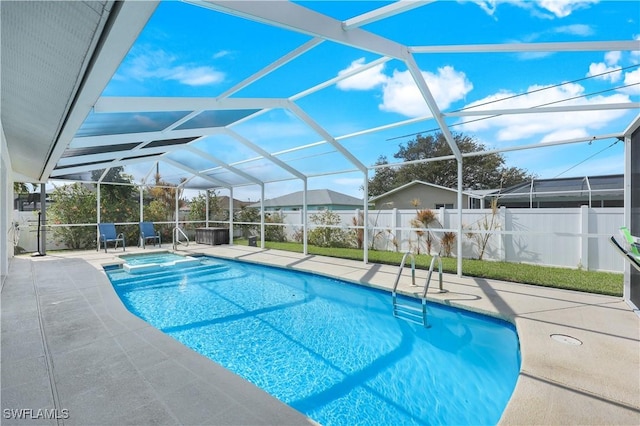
99,0,640,201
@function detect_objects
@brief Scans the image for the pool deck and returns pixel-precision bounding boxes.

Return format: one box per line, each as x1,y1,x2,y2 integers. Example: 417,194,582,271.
2,244,639,425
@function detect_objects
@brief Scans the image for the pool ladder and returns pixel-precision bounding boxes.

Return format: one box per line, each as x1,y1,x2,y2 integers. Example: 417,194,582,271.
391,252,443,328
172,227,189,251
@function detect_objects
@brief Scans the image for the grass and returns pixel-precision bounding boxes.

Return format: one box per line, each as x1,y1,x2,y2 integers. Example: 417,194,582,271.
235,239,623,296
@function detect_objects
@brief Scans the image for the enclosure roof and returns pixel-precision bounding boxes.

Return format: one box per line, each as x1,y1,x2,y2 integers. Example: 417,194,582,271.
498,174,623,200
2,1,639,197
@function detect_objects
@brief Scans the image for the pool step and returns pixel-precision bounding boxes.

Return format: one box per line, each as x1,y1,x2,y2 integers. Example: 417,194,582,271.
110,263,229,286
110,265,235,292
124,257,201,274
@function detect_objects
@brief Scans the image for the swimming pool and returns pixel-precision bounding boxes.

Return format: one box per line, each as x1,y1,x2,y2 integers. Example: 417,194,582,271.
107,254,520,425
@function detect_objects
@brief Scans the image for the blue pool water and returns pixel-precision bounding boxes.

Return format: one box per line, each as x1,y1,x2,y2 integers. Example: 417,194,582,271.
107,254,520,426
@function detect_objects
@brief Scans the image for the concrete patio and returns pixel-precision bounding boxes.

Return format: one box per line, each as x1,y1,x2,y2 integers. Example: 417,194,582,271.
1,244,639,425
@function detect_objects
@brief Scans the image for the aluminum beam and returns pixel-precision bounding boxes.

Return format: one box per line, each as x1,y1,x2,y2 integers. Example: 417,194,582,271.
404,53,461,161
411,40,640,53
162,157,231,188
182,145,263,185
445,103,640,117
224,129,306,180
287,102,367,172
190,0,408,59
94,97,289,113
343,1,433,30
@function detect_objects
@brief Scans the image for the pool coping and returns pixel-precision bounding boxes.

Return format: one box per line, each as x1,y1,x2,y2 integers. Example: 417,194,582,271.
2,244,639,425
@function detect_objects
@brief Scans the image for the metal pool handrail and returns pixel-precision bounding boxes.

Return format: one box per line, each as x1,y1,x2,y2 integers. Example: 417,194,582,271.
392,252,444,328
173,227,189,250
423,253,443,296
393,251,415,292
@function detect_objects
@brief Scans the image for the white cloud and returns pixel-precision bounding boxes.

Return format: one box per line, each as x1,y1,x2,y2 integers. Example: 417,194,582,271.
587,50,622,83
554,24,594,36
587,62,622,83
213,50,232,59
380,67,473,117
473,0,499,16
117,48,225,87
337,58,387,90
167,66,224,86
604,51,622,65
336,60,473,118
459,82,630,142
621,68,640,95
473,0,598,19
537,0,599,18
538,128,589,143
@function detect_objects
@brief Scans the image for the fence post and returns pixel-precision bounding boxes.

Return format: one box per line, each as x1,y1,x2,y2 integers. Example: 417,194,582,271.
355,208,361,248
581,205,589,270
500,206,507,261
439,207,446,255
391,208,398,251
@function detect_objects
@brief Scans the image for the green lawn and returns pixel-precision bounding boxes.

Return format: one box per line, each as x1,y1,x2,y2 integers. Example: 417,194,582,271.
235,239,623,296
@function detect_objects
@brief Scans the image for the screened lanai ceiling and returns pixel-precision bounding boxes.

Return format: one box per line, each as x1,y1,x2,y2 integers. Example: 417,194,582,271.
4,1,640,196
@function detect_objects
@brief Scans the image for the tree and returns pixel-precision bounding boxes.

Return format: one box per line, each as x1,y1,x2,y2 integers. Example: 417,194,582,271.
368,156,398,197
188,190,223,222
13,182,33,194
144,173,186,223
93,168,138,225
48,183,97,249
368,132,533,197
93,168,139,244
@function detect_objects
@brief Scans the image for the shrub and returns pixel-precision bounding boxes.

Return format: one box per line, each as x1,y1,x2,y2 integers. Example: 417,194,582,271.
308,210,351,248
265,211,287,242
441,231,456,257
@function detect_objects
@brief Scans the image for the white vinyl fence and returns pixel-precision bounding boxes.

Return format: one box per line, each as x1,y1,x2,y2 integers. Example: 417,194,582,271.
13,206,625,272
275,206,625,273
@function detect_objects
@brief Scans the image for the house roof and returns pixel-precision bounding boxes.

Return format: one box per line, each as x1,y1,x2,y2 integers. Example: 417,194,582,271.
251,189,363,209
369,180,478,203
217,196,252,209
496,174,623,200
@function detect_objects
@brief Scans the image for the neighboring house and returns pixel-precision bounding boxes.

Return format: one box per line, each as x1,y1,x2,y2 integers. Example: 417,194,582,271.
490,174,623,208
250,189,363,211
217,196,252,212
369,181,481,210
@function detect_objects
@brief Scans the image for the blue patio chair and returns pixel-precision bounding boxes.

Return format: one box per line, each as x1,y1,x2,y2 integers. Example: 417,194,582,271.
97,223,125,253
139,221,161,249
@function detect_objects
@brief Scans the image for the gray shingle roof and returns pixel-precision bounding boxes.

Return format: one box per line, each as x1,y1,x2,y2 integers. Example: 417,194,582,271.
250,189,363,208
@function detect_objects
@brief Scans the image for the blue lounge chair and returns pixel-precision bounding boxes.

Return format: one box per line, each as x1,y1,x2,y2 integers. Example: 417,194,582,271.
98,223,125,253
139,221,161,249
